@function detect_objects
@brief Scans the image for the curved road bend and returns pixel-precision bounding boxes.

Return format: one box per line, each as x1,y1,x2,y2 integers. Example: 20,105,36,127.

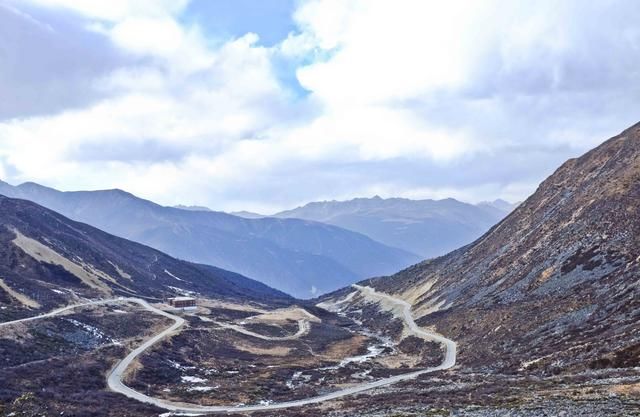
0,298,135,328
353,284,457,369
214,318,309,341
0,286,456,415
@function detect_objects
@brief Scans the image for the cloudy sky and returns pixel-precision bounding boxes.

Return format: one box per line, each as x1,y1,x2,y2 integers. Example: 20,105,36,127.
1,0,639,213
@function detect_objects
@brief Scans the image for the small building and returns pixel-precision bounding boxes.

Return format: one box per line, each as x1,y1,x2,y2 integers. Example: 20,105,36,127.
168,296,197,309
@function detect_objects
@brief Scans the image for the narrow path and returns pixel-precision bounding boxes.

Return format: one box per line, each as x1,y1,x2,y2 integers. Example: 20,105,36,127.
215,318,310,341
353,285,457,369
0,298,132,328
0,286,456,415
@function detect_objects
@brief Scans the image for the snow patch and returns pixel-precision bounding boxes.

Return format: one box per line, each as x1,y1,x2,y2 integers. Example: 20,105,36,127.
338,344,387,367
164,269,185,282
168,360,196,371
165,286,196,297
181,376,206,384
286,371,311,389
352,369,373,379
188,385,218,392
66,318,114,343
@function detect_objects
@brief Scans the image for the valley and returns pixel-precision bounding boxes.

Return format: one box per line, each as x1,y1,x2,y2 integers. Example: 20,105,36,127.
0,285,455,415
0,126,639,416
3,1,640,415
3,277,638,417
0,182,421,298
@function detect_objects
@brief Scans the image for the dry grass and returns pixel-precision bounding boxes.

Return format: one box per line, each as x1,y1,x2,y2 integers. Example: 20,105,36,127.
319,334,368,361
108,261,132,280
199,299,267,314
401,277,437,305
12,229,115,295
0,277,40,308
610,382,640,396
375,352,420,368
536,266,555,285
122,358,143,384
235,343,292,356
247,307,321,324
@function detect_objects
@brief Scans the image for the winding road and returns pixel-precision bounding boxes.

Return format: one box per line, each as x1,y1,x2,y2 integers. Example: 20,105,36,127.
353,285,457,369
215,318,310,341
0,298,136,328
0,286,456,415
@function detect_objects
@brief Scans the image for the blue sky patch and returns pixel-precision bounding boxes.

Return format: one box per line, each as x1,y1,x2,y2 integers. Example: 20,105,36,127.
181,0,298,47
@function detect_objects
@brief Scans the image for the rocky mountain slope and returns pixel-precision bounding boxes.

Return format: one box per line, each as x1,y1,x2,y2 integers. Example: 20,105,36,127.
354,122,640,374
274,196,514,258
0,183,419,298
0,196,292,321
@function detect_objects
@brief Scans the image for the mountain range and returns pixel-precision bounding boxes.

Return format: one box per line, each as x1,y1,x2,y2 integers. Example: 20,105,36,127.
0,195,292,320
1,121,638,416
272,196,516,258
0,182,419,298
343,121,640,375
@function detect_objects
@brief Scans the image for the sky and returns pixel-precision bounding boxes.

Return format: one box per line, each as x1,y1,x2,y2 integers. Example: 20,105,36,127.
0,0,639,213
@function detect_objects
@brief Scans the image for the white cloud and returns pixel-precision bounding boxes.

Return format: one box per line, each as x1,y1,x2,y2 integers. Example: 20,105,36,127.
294,0,482,104
110,17,184,55
0,7,291,197
1,0,640,212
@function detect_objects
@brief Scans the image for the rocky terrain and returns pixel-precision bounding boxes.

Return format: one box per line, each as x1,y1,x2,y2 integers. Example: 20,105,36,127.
370,122,640,373
122,296,443,408
1,123,639,416
313,122,640,415
0,196,292,321
0,197,439,416
0,284,443,416
0,302,168,416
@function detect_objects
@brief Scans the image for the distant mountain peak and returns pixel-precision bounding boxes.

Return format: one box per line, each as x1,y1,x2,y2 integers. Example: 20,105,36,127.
0,195,292,316
173,204,213,212
477,198,517,213
230,210,265,219
273,194,512,258
17,181,54,190
0,180,418,298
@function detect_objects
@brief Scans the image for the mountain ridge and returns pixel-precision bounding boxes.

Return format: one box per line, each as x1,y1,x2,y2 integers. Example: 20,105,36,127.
346,122,640,374
0,195,292,321
272,195,515,258
0,182,419,298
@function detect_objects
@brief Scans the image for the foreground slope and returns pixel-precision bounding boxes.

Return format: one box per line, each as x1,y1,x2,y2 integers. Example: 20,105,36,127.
0,196,291,320
0,184,419,297
274,196,513,258
362,122,640,373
